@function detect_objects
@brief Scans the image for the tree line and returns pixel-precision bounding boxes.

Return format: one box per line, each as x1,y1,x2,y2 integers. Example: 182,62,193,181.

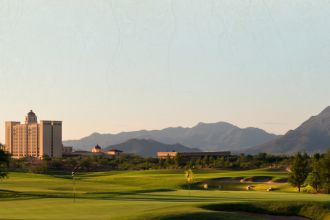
5,152,292,173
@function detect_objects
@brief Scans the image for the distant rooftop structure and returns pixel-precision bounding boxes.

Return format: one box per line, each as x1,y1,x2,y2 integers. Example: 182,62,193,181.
25,110,38,124
106,149,123,157
90,145,123,157
107,149,123,153
92,144,102,153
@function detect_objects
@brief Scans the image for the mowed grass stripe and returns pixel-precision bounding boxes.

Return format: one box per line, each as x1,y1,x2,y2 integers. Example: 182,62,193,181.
0,169,329,219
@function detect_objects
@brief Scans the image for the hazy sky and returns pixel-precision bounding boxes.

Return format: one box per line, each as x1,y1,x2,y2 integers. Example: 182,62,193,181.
0,0,329,142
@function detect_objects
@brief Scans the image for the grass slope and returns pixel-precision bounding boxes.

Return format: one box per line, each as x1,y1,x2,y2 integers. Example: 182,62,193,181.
0,169,329,220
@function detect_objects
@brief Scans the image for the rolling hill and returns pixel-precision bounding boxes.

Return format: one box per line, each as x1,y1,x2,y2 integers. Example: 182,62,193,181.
105,139,200,157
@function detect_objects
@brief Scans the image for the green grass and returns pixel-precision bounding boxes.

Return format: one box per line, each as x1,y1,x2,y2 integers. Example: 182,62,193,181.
0,169,329,219
202,202,330,220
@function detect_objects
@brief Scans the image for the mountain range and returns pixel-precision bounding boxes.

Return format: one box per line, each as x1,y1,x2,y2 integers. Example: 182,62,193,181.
245,106,330,154
64,122,278,152
64,106,330,155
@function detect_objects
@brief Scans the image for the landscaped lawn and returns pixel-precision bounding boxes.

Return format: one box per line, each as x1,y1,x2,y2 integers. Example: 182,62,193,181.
0,169,329,219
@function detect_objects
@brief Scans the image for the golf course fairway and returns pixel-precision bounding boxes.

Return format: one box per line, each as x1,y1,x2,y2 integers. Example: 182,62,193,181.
0,169,329,220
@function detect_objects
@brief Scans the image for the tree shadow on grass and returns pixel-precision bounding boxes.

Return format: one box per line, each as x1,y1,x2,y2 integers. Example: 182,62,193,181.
200,202,330,220
149,211,258,220
87,188,175,195
0,189,45,201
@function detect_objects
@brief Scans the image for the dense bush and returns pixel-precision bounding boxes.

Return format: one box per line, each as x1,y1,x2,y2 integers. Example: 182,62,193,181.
0,148,10,179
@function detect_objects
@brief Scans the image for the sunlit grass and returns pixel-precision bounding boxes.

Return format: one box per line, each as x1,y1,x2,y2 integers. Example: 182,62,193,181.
0,169,329,219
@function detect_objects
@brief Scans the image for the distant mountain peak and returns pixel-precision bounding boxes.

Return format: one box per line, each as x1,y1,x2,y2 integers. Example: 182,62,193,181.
245,106,330,155
195,121,234,126
90,132,101,136
320,106,330,115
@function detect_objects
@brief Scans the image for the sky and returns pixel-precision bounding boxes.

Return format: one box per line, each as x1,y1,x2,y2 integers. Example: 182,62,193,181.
0,0,330,142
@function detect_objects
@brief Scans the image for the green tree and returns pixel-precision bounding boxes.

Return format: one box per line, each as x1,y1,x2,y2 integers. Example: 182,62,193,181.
310,153,322,192
289,153,309,192
321,149,330,194
202,156,209,168
0,146,10,180
165,156,172,168
174,154,182,169
159,158,165,169
187,159,195,169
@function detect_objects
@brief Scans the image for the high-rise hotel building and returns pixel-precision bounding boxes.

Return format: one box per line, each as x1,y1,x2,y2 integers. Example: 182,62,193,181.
5,111,63,159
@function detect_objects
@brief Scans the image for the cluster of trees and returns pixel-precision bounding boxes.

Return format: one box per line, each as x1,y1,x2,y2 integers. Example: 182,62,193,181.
289,150,330,193
6,152,292,173
162,153,291,170
9,154,160,173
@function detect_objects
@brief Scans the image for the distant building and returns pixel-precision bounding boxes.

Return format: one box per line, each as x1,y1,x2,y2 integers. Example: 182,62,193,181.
106,149,123,157
63,146,73,155
91,145,123,157
92,144,102,153
61,145,123,158
157,151,178,159
157,151,231,159
5,110,63,159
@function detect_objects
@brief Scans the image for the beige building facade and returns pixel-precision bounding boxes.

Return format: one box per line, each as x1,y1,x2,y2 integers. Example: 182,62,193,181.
5,111,63,159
